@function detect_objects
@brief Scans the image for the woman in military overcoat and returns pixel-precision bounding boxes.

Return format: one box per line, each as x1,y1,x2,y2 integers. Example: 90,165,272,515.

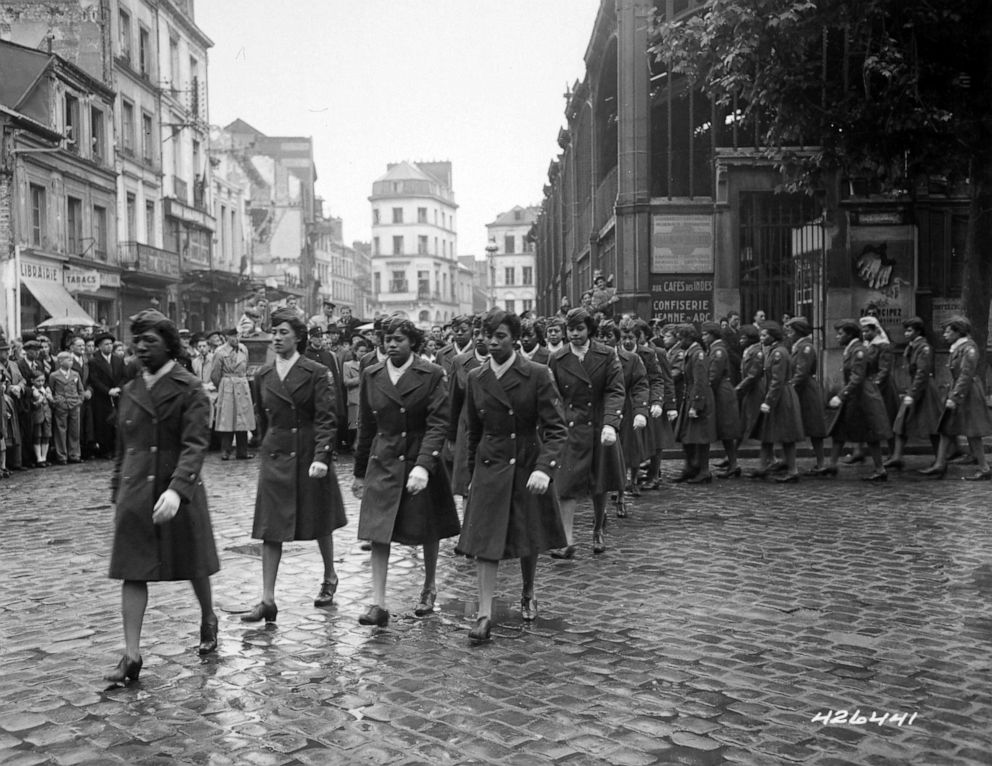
701,321,741,478
785,317,827,473
548,308,625,557
636,320,678,490
457,310,568,643
886,317,941,469
106,310,219,685
735,326,765,449
920,316,992,480
749,321,805,482
240,308,347,624
675,324,717,483
210,327,256,459
352,317,459,627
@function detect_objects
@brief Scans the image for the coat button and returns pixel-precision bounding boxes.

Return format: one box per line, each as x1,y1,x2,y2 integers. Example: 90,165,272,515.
401,431,407,437
509,458,516,465
568,421,575,427
151,418,158,424
291,428,298,433
508,409,514,415
290,452,296,457
550,460,557,467
400,407,406,413
149,446,157,453
398,455,405,461
510,433,516,439
147,475,154,482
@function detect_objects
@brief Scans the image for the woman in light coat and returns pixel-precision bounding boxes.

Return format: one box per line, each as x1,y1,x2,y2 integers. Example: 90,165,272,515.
210,327,256,460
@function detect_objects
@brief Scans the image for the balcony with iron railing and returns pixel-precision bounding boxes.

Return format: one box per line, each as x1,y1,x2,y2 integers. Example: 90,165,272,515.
118,241,181,282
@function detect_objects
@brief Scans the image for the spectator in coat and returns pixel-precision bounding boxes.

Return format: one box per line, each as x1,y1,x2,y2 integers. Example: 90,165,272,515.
241,308,348,622
105,310,220,685
210,328,256,460
457,310,568,643
88,332,126,459
0,341,26,470
342,338,368,448
352,317,459,627
885,317,941,469
302,327,348,453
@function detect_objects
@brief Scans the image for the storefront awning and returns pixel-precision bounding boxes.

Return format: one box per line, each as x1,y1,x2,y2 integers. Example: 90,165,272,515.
22,277,99,328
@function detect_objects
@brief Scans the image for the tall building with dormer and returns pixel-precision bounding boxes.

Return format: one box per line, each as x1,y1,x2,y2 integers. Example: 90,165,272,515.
486,205,539,315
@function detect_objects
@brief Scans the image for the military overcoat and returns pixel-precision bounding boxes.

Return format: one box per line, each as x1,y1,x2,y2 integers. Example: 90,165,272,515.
676,342,717,445
616,346,650,470
828,340,893,443
940,338,992,438
446,349,486,495
789,337,827,439
737,343,765,439
707,339,741,441
754,341,805,444
895,336,941,439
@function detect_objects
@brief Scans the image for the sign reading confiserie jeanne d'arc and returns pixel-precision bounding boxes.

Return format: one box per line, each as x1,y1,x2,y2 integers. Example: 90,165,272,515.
651,215,713,274
650,274,714,324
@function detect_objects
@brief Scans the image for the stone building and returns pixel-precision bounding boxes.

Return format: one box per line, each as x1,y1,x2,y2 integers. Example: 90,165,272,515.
486,205,539,316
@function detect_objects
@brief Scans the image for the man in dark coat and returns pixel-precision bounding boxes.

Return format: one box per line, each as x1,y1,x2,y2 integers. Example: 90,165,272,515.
88,332,127,458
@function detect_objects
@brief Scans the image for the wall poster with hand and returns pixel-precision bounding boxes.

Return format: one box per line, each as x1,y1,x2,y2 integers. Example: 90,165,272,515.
850,224,916,340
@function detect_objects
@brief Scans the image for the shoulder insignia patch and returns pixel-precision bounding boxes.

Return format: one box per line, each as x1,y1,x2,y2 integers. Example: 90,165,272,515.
967,349,977,358
854,350,864,359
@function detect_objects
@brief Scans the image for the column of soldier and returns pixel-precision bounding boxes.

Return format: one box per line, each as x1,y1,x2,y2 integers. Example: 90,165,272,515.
94,297,991,683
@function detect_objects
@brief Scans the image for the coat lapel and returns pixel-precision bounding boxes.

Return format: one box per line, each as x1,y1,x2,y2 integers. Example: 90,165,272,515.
500,354,531,397
479,364,512,409
563,349,591,384
283,359,311,398
373,365,406,406
129,375,158,417
259,366,293,405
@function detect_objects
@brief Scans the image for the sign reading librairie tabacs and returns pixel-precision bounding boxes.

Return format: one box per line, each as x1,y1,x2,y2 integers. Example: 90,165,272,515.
651,215,713,273
650,274,714,324
63,267,100,292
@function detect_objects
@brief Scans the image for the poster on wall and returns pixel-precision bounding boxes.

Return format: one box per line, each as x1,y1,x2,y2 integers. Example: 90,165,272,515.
649,274,714,324
849,224,916,339
651,215,713,274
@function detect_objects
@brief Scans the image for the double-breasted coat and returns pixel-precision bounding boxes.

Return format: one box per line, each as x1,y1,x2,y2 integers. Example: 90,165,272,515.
789,337,827,439
446,349,486,495
865,340,900,421
616,346,650,471
251,355,347,542
639,344,676,452
109,365,219,581
676,342,717,445
211,342,256,432
895,336,941,439
456,355,568,561
828,340,893,443
754,341,805,444
737,342,765,439
549,341,626,498
707,339,741,441
353,356,459,545
939,338,992,438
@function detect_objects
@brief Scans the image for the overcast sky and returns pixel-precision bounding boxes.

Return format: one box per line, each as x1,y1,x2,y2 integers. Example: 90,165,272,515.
196,0,602,258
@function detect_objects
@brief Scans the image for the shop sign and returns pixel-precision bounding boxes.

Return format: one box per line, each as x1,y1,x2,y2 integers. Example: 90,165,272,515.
100,272,122,288
64,267,101,292
649,274,714,324
651,215,713,273
20,260,61,283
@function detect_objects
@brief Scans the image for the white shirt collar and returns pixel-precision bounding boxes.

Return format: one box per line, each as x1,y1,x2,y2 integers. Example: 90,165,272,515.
520,345,537,360
570,341,590,361
950,336,968,354
473,348,488,364
387,352,415,384
102,353,113,364
275,351,300,380
489,351,516,379
142,359,175,389
454,340,472,356
547,340,563,353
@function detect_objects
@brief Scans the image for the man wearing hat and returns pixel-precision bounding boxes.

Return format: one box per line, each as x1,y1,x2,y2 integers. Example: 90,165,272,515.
308,300,336,333
88,332,127,459
336,306,362,345
303,327,347,453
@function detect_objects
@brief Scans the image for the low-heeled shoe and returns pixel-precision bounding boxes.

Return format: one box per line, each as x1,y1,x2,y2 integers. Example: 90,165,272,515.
468,616,492,644
964,470,992,481
241,601,278,623
520,597,538,622
414,589,437,616
862,471,888,482
593,531,606,554
314,578,338,607
105,655,142,684
198,616,218,655
358,605,390,627
550,545,576,560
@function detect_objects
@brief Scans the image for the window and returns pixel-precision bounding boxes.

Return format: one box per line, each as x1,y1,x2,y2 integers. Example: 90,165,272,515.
169,36,180,88
523,299,533,312
67,196,83,253
138,27,151,78
121,100,135,156
417,270,430,298
505,299,515,313
390,270,408,292
418,235,428,255
372,208,380,225
392,207,403,224
90,107,104,162
92,205,107,260
141,112,153,162
417,207,427,223
118,9,132,63
522,266,533,285
523,238,534,253
504,267,515,285
126,194,137,241
374,272,381,294
30,184,46,246
64,94,79,153
145,201,155,243
372,236,380,255
504,234,515,254
189,58,200,117
392,235,403,255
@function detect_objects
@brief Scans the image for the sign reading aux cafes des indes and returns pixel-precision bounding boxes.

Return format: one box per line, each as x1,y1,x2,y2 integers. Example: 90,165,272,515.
650,214,714,323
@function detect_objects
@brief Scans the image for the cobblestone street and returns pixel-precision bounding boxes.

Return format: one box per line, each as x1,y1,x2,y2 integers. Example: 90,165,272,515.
0,453,990,765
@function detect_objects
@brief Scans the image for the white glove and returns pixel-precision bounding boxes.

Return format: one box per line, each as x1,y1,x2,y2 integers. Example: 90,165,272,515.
902,396,914,407
759,403,771,414
945,399,956,410
688,407,699,419
109,387,121,397
633,414,647,430
526,470,550,494
152,489,181,524
308,461,328,479
406,465,429,494
600,425,617,445
351,478,365,498
650,404,663,419
828,396,842,409
667,410,678,422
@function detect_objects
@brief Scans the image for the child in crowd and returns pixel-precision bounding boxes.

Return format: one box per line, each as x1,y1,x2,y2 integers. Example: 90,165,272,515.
0,375,10,478
30,371,54,467
49,351,85,465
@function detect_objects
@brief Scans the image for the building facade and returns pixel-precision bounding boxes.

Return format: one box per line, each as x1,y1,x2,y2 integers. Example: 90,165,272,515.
369,161,460,327
486,205,539,315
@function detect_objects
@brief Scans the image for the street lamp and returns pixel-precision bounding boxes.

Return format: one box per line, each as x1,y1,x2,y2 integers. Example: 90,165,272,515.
485,238,498,309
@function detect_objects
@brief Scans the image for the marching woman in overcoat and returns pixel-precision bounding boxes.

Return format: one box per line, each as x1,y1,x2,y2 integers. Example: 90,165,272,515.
241,308,347,623
885,317,941,469
784,317,827,473
457,310,568,643
636,319,678,490
748,321,805,482
701,321,741,478
352,317,459,627
674,324,717,483
919,316,992,480
821,320,892,480
548,308,625,557
106,310,219,684
446,322,489,497
210,327,256,460
735,326,765,449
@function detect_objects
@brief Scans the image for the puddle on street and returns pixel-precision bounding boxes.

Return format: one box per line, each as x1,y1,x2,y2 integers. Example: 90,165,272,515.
439,597,569,631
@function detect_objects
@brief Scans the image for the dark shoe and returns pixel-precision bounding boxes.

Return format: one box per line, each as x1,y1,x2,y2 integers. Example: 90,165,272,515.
713,458,730,469
810,465,838,477
314,578,338,607
468,616,492,644
671,471,695,483
550,545,576,560
358,605,390,627
686,473,712,485
644,478,664,490
360,541,372,551
198,615,218,655
716,466,742,479
775,473,800,484
241,601,278,623
950,452,977,465
413,589,437,616
520,597,538,622
745,468,769,480
235,453,255,460
841,453,865,464
862,471,888,482
105,655,142,685
35,462,48,468
964,470,992,481
67,457,82,464
628,484,641,497
918,464,947,478
592,530,606,554
220,452,231,461
615,500,627,518
882,457,904,470
768,459,788,473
